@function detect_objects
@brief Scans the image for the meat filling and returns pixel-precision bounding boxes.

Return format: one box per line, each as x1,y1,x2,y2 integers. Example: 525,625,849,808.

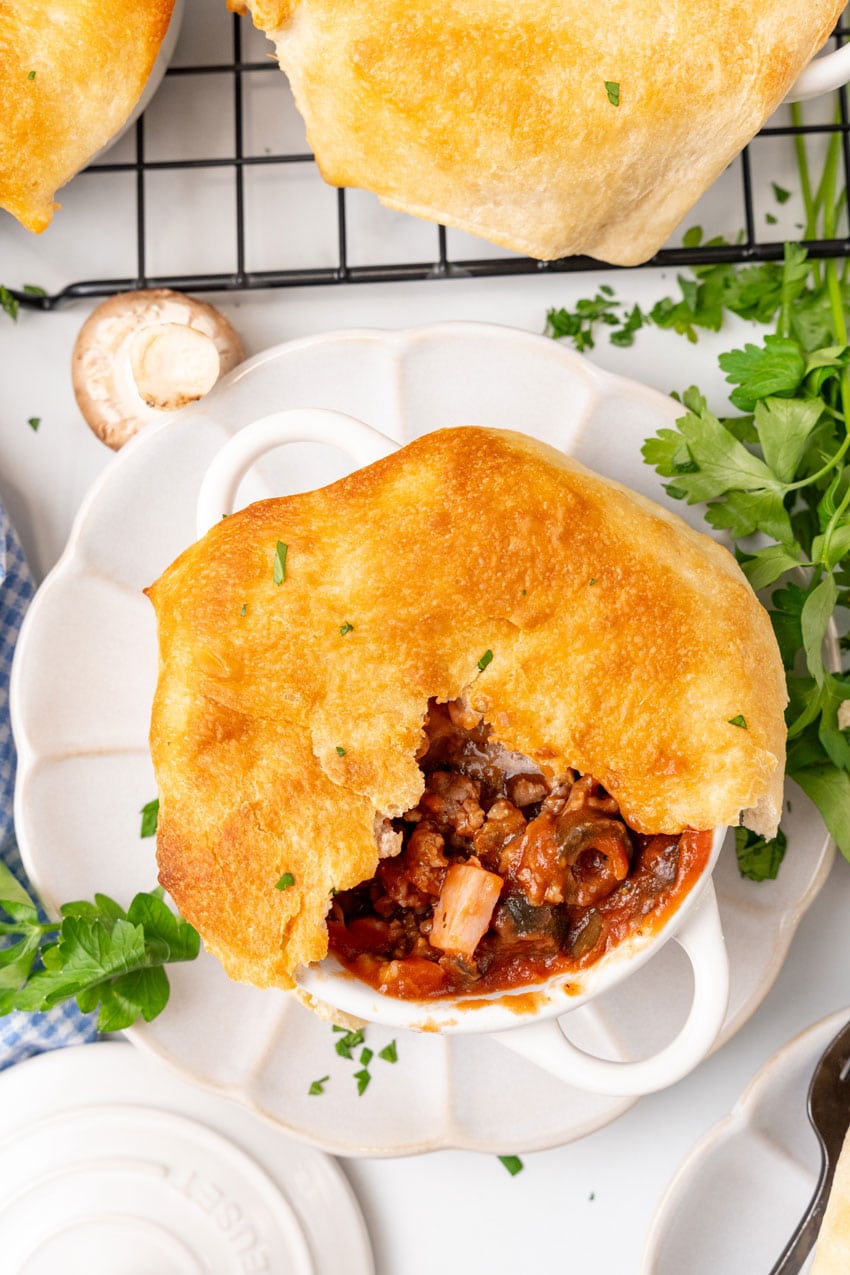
327,699,712,1000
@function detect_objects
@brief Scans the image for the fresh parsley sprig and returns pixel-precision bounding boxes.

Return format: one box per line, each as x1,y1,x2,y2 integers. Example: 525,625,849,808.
642,248,850,862
549,101,850,876
0,860,200,1031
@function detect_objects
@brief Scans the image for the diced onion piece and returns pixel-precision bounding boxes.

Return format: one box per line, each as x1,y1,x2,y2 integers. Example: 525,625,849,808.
430,861,503,956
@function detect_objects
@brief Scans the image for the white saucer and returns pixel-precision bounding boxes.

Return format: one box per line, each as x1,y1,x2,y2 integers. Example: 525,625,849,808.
643,1007,850,1275
10,322,834,1155
0,1041,372,1275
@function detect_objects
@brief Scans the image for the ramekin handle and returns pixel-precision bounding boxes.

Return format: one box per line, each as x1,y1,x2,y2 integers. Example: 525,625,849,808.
493,880,729,1096
786,45,850,104
196,408,399,536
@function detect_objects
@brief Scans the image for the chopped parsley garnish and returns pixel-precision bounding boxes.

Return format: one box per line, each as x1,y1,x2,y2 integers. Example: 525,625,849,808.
335,1028,365,1059
139,798,159,838
727,715,748,729
240,603,247,616
589,1191,596,1201
339,621,354,635
498,1155,524,1176
604,80,620,107
735,827,787,882
275,872,295,891
589,577,597,586
27,417,40,432
27,70,36,81
336,745,346,757
477,649,494,672
22,284,46,296
771,182,791,204
546,293,647,352
324,1028,397,1092
308,1075,330,1095
273,540,288,585
766,212,778,226
0,286,19,322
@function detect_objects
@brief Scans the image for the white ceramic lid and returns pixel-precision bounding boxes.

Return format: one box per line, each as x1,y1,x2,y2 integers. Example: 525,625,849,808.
0,1042,373,1275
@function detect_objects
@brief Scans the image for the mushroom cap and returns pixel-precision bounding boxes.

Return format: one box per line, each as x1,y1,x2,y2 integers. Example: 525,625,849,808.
72,289,245,450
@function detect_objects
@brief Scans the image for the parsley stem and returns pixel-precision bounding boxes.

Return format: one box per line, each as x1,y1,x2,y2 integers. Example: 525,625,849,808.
791,102,821,286
801,105,850,592
826,258,848,346
783,431,850,492
0,920,59,934
821,462,850,567
816,402,845,423
815,117,842,239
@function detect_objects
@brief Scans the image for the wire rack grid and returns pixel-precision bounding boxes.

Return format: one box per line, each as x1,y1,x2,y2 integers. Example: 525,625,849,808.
10,10,850,312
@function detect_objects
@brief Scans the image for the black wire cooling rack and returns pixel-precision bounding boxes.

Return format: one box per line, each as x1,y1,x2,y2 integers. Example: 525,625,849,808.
13,13,850,312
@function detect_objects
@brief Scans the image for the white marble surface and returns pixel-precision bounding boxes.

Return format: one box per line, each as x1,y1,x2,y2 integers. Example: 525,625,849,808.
2,5,849,1270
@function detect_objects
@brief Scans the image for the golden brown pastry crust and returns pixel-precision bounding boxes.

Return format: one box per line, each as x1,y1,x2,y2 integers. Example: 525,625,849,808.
237,0,843,264
0,0,175,232
147,427,786,988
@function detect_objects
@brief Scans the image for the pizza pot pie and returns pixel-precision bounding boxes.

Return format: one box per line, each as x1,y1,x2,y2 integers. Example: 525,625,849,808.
0,0,176,233
146,426,786,999
232,0,844,264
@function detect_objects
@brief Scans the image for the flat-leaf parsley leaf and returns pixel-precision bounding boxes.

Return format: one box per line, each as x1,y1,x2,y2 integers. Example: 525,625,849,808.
0,865,200,1031
140,798,159,838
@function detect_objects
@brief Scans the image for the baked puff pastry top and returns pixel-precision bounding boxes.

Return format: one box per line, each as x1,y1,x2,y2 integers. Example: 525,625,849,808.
0,0,175,232
234,0,843,264
146,427,787,989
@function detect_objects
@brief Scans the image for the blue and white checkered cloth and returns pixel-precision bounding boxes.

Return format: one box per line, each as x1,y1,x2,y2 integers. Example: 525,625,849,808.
0,504,98,1068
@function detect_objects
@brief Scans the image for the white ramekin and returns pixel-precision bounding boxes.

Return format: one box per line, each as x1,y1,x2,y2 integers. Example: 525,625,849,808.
196,407,732,1097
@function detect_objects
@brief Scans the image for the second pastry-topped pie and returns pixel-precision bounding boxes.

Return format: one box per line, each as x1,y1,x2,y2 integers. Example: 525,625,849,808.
233,0,843,263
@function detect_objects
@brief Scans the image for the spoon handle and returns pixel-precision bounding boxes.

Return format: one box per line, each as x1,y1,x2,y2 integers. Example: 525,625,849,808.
769,1163,829,1275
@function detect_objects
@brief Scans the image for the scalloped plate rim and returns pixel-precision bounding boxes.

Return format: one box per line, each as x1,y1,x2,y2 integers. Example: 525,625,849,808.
9,321,835,1157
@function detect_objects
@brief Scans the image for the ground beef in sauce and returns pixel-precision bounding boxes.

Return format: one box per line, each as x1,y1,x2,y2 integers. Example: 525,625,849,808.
327,699,712,1000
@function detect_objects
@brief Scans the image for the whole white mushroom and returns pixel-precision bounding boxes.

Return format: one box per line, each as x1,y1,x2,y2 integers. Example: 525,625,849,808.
72,288,245,450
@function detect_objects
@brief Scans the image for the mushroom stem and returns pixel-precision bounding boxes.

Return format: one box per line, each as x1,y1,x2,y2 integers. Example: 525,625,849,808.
72,288,245,450
130,323,221,411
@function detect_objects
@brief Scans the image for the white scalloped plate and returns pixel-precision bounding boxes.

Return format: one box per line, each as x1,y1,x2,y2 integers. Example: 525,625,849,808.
643,1007,850,1274
10,322,835,1156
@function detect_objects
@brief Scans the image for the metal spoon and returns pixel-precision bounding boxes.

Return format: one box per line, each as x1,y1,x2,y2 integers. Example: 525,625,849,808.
770,1019,850,1274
